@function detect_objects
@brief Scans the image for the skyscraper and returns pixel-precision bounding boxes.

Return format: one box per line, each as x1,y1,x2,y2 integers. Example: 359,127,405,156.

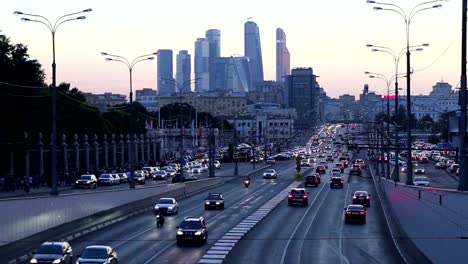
176,50,191,93
244,20,264,83
276,28,290,83
194,38,210,93
211,56,252,93
157,49,174,96
206,29,221,90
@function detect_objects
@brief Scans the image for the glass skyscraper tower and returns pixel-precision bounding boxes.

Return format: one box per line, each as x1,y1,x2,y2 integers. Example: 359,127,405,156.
157,49,174,96
276,28,290,83
244,20,264,83
176,50,191,93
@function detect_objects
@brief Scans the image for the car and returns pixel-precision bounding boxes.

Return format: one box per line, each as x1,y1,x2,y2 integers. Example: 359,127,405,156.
154,197,179,215
434,161,447,169
319,161,328,169
354,159,365,168
330,175,344,188
413,176,430,186
75,174,97,189
214,160,222,169
450,164,460,173
76,245,117,264
414,168,426,174
304,174,320,187
287,188,309,206
117,173,128,183
344,204,366,224
300,159,310,167
98,173,115,185
205,193,225,209
133,172,146,185
153,170,167,180
165,169,177,177
176,217,208,246
330,168,341,174
317,153,325,158
316,165,326,174
333,163,344,172
192,165,204,174
30,241,73,264
326,155,334,162
350,164,362,175
263,169,277,179
352,191,371,207
420,156,429,164
266,157,276,164
142,166,157,177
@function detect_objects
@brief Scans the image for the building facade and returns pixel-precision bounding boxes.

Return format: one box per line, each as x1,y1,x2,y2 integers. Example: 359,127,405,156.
244,20,264,83
135,88,158,112
247,81,286,106
194,38,210,93
157,49,174,96
206,29,221,90
286,68,320,130
210,56,252,93
276,28,290,83
176,50,191,93
84,92,127,112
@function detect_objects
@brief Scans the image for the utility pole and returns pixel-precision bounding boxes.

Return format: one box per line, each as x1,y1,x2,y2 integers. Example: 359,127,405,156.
459,0,468,191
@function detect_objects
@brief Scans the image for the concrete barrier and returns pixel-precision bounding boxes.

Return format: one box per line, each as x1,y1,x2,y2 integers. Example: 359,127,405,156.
0,178,223,247
377,177,468,263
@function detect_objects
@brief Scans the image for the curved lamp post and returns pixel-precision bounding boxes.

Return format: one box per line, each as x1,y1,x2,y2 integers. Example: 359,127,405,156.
14,8,92,195
101,51,157,188
366,0,443,185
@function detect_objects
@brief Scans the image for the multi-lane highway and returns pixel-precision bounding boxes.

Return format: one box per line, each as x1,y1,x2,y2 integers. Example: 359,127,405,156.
225,154,404,264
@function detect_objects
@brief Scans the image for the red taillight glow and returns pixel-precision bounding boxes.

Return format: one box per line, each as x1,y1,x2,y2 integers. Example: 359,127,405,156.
303,195,308,199
352,196,356,199
359,211,365,215
341,180,344,183
315,179,318,182
366,197,370,199
346,211,352,214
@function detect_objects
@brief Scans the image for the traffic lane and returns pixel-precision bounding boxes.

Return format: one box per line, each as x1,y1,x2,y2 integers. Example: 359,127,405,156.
98,164,297,264
33,162,294,264
224,173,332,264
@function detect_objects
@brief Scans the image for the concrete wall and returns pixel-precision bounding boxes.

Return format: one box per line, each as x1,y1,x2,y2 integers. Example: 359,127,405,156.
0,178,222,246
379,179,468,263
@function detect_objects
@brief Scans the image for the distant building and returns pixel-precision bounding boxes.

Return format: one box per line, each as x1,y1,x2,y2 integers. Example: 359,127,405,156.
159,94,247,117
194,38,210,93
276,28,290,83
84,92,127,112
176,50,191,93
157,49,174,96
206,29,221,90
286,68,320,130
339,94,356,105
135,88,158,112
244,20,264,83
211,56,252,93
247,81,286,106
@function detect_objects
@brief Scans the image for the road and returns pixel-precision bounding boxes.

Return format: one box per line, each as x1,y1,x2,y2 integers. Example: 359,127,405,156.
8,160,297,264
225,155,404,264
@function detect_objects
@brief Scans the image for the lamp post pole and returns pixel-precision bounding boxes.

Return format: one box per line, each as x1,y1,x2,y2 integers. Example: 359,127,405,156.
459,0,468,191
367,0,444,185
15,8,92,195
102,52,158,188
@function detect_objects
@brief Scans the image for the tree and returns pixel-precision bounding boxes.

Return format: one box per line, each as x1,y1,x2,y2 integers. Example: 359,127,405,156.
417,114,434,130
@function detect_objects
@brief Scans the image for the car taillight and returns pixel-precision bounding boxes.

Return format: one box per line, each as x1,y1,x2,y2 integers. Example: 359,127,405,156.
341,180,344,183
288,194,293,198
303,195,308,199
359,211,365,215
346,211,352,214
315,179,318,182
366,197,370,199
352,196,356,199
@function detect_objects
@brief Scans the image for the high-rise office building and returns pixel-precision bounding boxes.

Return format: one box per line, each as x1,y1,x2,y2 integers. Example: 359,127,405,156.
157,49,174,96
276,28,290,83
206,29,221,89
286,68,319,130
194,38,210,93
244,20,264,83
176,50,191,93
211,56,252,93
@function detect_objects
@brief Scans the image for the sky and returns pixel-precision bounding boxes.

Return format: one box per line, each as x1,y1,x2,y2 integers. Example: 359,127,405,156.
0,0,462,98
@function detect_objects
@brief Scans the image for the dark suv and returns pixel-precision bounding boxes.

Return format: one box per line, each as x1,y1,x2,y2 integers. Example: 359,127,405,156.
176,217,208,246
287,188,309,206
30,241,73,264
330,176,344,188
205,193,225,210
304,174,321,187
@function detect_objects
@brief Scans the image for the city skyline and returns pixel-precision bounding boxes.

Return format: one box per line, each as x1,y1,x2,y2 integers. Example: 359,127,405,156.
1,0,460,98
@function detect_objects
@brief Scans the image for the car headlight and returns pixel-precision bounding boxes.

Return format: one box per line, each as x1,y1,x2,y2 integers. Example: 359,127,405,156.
195,231,202,235
155,205,159,209
30,259,38,264
86,181,91,183
53,259,62,264
205,201,210,204
168,206,173,210
75,181,79,184
177,230,184,235
216,202,220,205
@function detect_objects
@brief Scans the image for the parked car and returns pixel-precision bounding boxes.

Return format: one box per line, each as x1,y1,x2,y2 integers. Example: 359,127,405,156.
117,173,128,183
30,241,73,264
76,245,117,264
75,174,97,189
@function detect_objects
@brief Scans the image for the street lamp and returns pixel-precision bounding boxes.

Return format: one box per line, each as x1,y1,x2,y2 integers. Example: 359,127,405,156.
367,0,443,185
102,51,157,188
14,8,92,195
160,78,199,180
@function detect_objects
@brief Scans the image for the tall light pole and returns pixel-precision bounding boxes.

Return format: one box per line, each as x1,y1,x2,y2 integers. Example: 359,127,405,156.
459,0,468,191
366,43,426,182
367,0,443,185
102,52,157,188
161,78,198,180
14,8,92,195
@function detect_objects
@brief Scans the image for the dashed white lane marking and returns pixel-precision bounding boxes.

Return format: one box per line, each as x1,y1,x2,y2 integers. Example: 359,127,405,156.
198,180,302,264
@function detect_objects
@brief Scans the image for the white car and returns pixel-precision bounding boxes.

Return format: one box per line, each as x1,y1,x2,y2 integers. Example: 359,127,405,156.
192,165,204,174
263,169,277,179
153,170,167,180
214,160,222,169
413,176,430,186
165,169,177,177
154,198,179,215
